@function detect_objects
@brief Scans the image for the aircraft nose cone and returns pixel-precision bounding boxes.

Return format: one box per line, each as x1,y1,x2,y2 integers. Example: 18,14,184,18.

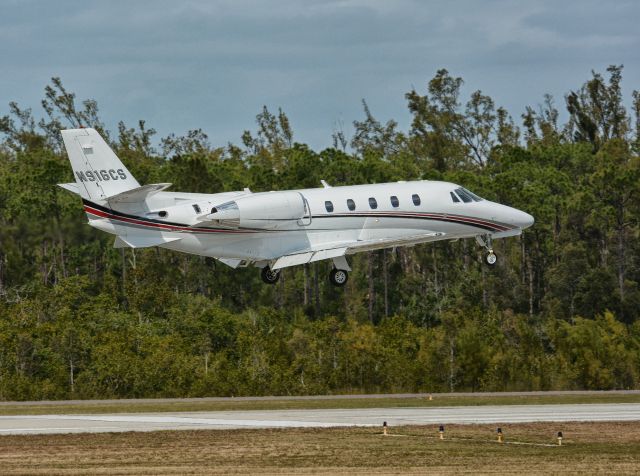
513,210,534,230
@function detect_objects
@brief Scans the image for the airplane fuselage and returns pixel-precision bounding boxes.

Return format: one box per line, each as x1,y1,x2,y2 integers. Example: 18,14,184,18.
60,127,534,285
83,180,532,264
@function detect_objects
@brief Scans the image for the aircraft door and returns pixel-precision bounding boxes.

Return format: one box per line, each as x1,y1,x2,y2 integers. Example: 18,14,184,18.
297,193,312,226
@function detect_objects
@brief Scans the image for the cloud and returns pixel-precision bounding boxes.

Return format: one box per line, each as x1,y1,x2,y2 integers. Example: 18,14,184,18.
1,0,639,150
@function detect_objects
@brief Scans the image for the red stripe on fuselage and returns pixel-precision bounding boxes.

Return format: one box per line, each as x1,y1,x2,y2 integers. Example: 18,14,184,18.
83,205,253,234
314,211,511,232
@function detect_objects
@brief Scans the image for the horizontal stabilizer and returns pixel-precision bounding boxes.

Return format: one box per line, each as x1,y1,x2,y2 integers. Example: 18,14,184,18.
106,183,172,204
114,235,182,249
58,182,80,194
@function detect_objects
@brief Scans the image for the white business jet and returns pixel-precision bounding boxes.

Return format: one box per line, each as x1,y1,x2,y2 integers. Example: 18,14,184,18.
58,128,533,286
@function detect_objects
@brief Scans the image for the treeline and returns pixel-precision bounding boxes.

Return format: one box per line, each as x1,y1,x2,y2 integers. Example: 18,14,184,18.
0,67,639,399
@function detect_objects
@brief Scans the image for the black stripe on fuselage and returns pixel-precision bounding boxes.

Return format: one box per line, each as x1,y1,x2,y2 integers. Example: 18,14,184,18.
83,199,189,228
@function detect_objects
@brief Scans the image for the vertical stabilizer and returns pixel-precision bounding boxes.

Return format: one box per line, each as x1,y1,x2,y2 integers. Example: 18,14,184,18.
61,128,140,201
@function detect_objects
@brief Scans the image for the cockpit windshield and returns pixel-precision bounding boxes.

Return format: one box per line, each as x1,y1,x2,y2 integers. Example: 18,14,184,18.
452,187,483,203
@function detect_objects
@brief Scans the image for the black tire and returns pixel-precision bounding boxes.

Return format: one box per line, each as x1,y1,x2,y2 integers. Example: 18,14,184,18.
485,252,497,266
329,268,349,287
261,266,280,284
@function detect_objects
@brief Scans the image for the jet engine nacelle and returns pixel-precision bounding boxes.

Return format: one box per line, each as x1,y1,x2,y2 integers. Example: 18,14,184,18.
207,191,307,230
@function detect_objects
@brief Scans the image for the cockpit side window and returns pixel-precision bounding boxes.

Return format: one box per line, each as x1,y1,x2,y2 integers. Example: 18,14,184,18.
463,188,483,201
450,192,460,203
455,188,473,203
455,187,483,202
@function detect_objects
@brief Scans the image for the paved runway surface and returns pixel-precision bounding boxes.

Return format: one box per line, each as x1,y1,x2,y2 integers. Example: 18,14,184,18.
1,403,639,435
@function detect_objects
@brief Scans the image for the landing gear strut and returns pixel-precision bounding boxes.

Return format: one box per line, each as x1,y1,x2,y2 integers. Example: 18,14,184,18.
476,235,497,266
261,266,280,284
329,268,349,287
329,256,350,287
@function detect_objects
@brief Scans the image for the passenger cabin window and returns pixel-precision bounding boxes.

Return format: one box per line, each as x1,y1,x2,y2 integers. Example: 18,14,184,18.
325,201,334,213
390,196,399,208
192,204,201,213
369,197,378,209
412,194,421,206
450,192,460,203
347,199,356,211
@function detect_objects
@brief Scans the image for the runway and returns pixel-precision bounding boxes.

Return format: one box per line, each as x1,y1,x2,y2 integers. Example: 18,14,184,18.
1,403,639,435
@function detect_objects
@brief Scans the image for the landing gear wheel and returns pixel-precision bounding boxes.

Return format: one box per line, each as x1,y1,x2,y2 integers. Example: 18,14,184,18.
485,251,497,266
261,266,280,284
329,268,349,287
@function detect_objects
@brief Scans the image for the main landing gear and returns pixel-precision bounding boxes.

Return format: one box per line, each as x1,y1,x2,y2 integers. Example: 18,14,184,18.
476,235,497,266
329,256,351,287
329,268,349,287
261,257,351,287
261,266,280,284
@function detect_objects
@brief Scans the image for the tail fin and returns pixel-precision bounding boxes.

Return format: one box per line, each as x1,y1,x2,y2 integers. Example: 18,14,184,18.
61,128,140,201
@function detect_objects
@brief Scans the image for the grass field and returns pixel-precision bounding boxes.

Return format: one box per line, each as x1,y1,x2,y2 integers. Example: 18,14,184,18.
1,392,639,416
1,422,639,474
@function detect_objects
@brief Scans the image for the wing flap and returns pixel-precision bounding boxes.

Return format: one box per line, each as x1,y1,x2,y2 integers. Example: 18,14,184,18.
271,232,445,270
272,252,314,270
217,258,244,269
114,235,182,249
308,247,348,263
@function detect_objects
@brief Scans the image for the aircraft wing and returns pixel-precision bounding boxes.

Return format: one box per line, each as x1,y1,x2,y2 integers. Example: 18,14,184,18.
271,231,445,270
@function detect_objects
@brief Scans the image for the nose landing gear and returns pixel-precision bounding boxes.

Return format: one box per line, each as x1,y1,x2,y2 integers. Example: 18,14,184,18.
476,235,497,266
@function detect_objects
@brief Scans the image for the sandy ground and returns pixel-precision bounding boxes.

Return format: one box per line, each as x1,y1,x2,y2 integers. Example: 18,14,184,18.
1,421,639,475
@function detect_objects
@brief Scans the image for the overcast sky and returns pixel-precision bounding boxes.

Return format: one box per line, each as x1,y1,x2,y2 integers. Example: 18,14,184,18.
1,0,639,150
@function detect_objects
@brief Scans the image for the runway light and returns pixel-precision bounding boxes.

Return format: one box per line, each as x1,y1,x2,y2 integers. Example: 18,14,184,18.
383,421,388,436
497,427,503,443
557,431,563,446
439,425,444,440
428,394,433,401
